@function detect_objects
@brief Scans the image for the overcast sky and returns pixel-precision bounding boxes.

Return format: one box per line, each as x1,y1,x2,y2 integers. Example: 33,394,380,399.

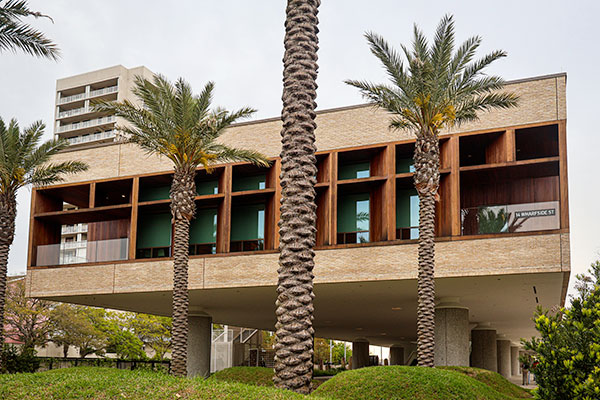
2,1,599,297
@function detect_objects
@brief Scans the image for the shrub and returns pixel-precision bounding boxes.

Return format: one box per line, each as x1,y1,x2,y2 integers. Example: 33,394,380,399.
522,261,600,400
1,345,40,373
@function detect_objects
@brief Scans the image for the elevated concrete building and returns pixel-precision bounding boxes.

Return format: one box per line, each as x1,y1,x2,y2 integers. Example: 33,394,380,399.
26,68,570,377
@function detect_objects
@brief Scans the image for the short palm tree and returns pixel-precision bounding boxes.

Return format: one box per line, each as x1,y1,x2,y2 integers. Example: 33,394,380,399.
0,0,59,59
346,15,518,367
274,0,320,394
0,118,87,365
94,75,270,377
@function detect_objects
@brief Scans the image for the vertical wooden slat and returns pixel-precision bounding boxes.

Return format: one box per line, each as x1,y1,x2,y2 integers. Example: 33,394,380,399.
89,182,96,208
386,144,396,240
27,189,37,268
448,136,461,236
558,120,569,229
217,165,232,253
266,159,281,250
128,177,139,260
505,129,516,162
329,152,338,244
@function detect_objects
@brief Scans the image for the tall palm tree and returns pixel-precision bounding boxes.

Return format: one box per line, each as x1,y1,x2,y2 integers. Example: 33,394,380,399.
346,15,518,367
274,0,320,394
0,0,59,59
94,75,270,377
0,118,87,366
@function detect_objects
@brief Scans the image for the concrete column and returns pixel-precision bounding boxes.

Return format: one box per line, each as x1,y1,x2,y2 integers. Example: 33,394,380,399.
188,315,212,378
434,298,470,366
496,338,511,378
389,345,404,365
352,338,369,369
510,346,521,376
471,323,497,372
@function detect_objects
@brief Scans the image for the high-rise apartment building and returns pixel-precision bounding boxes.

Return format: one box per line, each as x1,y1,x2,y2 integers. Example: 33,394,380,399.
27,69,570,378
54,65,154,148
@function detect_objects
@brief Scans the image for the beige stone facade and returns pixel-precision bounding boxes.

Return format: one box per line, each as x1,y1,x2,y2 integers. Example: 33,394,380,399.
51,73,566,184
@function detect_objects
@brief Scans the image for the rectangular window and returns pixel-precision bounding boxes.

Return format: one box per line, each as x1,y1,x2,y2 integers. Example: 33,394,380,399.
337,193,370,244
230,204,265,252
338,162,370,180
396,189,419,239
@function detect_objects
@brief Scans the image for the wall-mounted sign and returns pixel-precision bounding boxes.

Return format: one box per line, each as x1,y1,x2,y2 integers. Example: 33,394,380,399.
515,208,556,218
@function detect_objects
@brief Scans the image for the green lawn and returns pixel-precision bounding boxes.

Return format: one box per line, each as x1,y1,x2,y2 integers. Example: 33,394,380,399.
0,365,532,400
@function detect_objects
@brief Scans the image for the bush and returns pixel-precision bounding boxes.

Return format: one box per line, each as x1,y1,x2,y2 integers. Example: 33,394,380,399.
1,345,40,373
522,261,600,400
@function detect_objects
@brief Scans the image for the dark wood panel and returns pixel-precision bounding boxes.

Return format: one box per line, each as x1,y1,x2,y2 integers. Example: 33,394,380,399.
88,218,130,241
217,165,232,253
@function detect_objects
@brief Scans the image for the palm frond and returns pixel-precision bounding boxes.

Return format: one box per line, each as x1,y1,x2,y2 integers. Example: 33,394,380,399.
206,144,271,167
28,161,88,187
0,0,59,59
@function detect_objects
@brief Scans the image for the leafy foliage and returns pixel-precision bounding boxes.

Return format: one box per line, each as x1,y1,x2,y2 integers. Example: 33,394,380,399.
314,338,351,365
128,313,172,360
0,344,39,373
0,118,88,195
345,14,518,137
4,278,53,349
93,75,270,172
0,0,60,59
49,304,107,359
522,261,600,400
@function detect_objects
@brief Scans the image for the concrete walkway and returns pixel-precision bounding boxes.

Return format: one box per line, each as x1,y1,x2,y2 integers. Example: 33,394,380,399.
509,375,537,390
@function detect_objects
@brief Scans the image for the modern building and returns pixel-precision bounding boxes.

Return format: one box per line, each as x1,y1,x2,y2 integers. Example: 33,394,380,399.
26,69,570,378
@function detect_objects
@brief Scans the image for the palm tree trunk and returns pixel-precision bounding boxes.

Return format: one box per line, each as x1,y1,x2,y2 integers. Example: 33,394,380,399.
169,166,196,377
274,0,320,394
0,193,17,370
413,133,440,367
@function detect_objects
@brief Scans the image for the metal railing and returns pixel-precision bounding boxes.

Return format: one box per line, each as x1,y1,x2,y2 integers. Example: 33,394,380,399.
58,85,118,104
58,106,88,119
61,223,88,234
37,238,129,266
57,116,116,133
67,130,116,145
337,230,369,244
461,201,560,236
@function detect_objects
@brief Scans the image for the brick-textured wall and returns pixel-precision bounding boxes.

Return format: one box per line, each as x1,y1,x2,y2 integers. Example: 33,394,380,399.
28,233,564,298
50,75,566,184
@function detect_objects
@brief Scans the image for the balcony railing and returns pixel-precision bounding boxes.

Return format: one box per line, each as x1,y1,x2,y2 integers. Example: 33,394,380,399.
36,238,128,266
60,240,87,250
58,85,118,104
57,116,116,134
461,201,560,236
57,106,89,119
230,239,264,252
67,130,116,145
337,230,369,244
61,223,88,234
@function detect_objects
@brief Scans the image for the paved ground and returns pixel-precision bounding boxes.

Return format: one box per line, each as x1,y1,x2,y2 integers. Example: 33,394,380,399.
509,375,538,390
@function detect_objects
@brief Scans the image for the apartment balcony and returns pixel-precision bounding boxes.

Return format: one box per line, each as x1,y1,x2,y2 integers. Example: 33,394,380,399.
37,238,129,267
57,106,89,119
61,223,88,234
57,116,116,134
60,240,88,250
58,85,118,105
67,130,116,146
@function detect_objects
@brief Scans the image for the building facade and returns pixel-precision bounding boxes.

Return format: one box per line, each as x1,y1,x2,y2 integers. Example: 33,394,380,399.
26,69,570,377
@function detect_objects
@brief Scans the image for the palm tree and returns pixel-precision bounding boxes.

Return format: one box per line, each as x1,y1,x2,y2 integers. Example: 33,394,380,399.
346,15,518,367
0,118,87,366
94,75,270,377
0,0,59,59
274,0,320,394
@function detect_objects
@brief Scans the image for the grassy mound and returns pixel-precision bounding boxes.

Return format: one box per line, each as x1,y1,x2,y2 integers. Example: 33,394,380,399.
312,366,528,400
439,367,531,398
209,366,275,387
0,367,310,400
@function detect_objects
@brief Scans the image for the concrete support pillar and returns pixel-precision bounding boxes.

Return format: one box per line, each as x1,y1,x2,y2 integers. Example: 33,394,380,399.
232,343,246,367
496,338,511,378
352,338,369,369
510,346,521,376
471,323,497,372
188,315,212,378
389,345,404,365
434,298,470,366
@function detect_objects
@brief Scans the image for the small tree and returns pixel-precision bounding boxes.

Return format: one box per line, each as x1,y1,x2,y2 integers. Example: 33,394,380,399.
4,278,53,350
50,304,107,359
128,313,172,361
523,261,600,399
